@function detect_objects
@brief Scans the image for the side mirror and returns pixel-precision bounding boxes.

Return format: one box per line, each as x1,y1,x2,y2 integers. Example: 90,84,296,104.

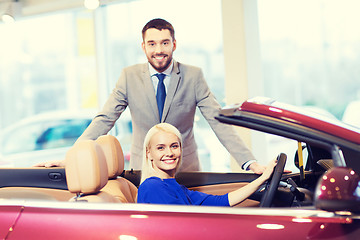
315,167,360,212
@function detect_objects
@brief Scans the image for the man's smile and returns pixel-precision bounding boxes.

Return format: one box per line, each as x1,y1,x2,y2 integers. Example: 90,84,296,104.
153,55,167,61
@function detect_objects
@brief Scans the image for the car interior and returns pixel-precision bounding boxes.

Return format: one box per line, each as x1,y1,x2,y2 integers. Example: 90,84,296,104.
65,139,120,203
0,132,336,209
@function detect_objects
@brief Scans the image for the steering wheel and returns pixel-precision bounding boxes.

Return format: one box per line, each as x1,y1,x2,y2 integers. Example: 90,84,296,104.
259,153,287,207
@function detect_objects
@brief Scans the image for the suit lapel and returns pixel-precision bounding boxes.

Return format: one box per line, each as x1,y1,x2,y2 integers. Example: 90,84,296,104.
141,64,160,121
162,60,181,121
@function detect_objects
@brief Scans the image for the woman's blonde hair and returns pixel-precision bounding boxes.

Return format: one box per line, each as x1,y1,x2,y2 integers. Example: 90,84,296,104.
140,123,183,183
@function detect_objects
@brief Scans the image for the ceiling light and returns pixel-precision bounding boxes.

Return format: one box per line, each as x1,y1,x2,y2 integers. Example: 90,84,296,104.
1,0,22,24
1,13,15,23
84,0,100,10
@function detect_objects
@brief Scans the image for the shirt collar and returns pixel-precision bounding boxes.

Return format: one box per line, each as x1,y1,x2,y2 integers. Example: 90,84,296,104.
148,60,174,77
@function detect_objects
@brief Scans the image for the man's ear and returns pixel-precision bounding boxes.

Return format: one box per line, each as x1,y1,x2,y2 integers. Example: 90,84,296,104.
141,41,146,53
172,39,177,51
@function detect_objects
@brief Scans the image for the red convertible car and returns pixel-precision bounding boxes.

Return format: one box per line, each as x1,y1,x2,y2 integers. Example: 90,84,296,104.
0,97,359,239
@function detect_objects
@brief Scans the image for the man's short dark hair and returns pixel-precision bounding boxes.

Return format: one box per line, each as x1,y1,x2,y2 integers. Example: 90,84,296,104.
142,18,175,41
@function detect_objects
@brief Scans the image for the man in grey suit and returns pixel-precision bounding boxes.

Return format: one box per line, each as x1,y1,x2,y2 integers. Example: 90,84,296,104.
39,18,265,173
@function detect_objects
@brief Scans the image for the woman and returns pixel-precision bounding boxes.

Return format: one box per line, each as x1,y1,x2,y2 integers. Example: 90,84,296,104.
137,123,277,206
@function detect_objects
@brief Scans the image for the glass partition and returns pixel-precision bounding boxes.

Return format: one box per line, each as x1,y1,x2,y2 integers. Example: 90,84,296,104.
0,0,228,171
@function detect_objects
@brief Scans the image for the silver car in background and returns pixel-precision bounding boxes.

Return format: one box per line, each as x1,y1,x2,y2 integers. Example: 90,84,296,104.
0,111,94,167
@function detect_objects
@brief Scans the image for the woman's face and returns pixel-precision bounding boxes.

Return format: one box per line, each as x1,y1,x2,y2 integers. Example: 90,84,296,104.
147,130,181,178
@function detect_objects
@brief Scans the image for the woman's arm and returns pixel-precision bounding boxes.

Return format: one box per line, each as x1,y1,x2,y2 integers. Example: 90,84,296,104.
228,158,277,206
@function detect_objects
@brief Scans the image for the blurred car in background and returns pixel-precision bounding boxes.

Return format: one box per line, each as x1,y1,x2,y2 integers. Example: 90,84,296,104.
0,111,94,167
0,110,133,168
342,100,360,129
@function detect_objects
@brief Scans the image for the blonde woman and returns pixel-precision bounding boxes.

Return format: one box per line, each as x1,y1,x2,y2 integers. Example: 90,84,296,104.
137,123,277,206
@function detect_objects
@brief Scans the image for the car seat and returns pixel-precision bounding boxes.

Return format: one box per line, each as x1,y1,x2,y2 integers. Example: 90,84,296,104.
95,135,138,203
65,140,120,203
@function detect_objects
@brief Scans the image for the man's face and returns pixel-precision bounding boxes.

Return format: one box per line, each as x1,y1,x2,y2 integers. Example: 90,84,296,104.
142,28,176,72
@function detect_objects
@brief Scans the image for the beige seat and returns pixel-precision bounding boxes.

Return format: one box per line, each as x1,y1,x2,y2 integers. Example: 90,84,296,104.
96,135,138,203
65,140,120,203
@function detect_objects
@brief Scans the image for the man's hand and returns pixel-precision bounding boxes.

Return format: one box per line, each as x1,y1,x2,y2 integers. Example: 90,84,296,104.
249,162,267,174
249,160,292,174
33,160,65,168
259,158,278,180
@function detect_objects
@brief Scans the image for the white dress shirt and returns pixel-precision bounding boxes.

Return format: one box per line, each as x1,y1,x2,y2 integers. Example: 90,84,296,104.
148,61,174,94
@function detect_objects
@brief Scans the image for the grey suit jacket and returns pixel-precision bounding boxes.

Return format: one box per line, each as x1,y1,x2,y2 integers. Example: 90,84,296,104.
79,60,255,171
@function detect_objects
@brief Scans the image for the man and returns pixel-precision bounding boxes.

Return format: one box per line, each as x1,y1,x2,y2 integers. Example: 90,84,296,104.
40,18,265,173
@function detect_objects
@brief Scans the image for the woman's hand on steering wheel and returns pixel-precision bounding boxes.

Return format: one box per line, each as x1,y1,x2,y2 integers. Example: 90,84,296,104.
260,158,278,181
259,153,287,207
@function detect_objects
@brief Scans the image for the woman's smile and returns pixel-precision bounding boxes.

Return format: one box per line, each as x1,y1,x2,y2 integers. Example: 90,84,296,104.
161,158,177,164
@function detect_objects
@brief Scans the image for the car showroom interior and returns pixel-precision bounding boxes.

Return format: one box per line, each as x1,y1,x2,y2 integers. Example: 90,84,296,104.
0,1,359,239
1,0,359,171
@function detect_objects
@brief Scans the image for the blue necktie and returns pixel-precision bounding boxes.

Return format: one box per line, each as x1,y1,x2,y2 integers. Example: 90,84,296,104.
156,73,166,120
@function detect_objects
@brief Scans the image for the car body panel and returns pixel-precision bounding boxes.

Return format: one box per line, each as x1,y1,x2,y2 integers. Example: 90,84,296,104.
2,201,358,240
0,206,23,239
